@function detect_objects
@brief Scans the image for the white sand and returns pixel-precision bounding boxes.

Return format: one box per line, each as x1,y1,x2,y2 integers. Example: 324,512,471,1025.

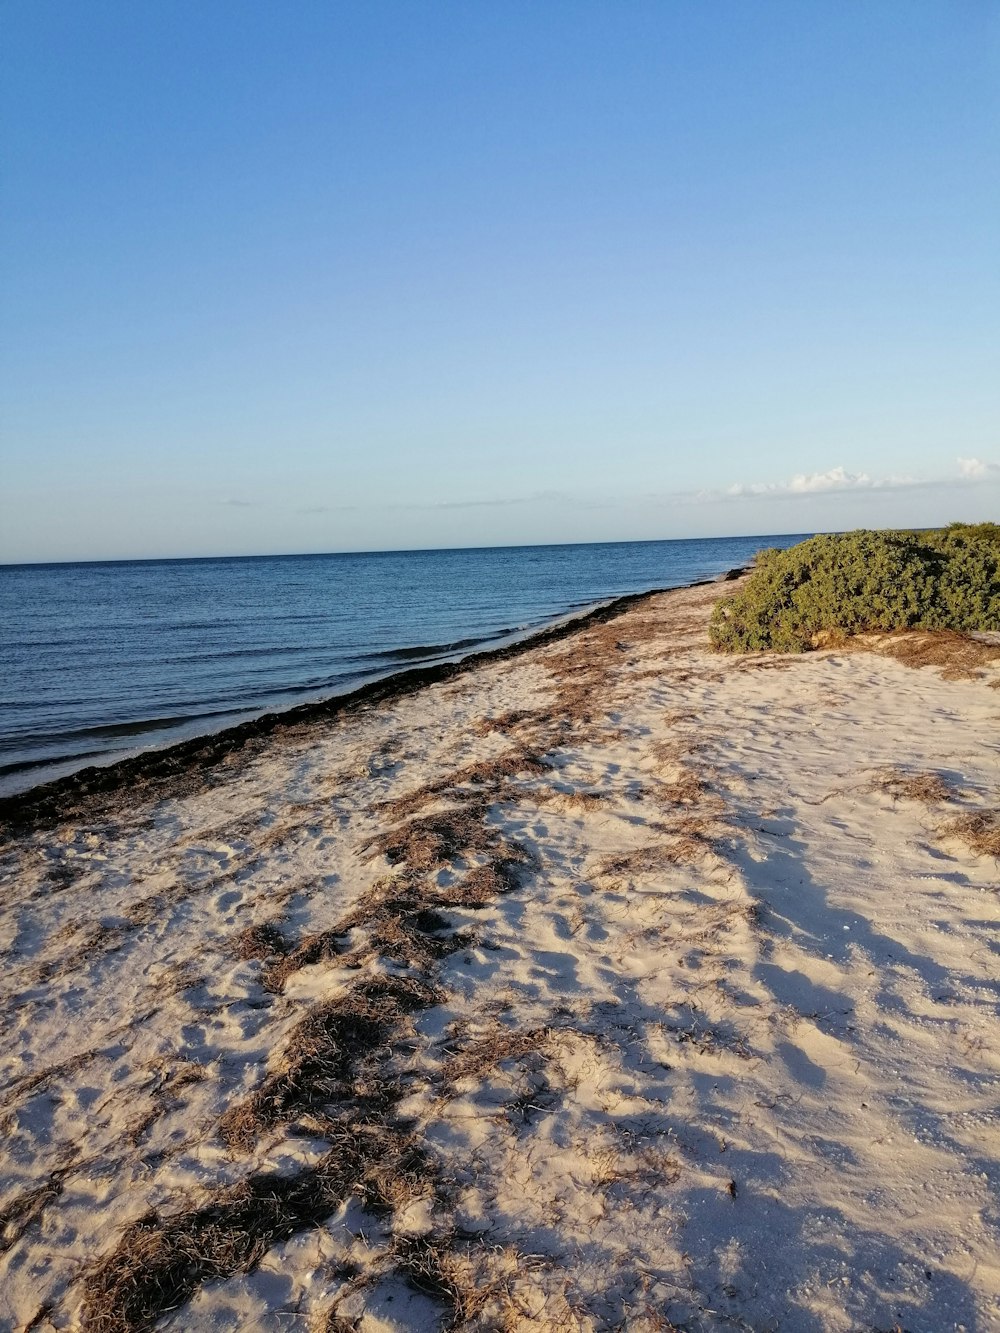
1,579,998,1332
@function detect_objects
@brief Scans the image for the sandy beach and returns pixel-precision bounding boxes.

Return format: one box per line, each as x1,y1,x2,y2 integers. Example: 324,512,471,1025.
2,574,999,1333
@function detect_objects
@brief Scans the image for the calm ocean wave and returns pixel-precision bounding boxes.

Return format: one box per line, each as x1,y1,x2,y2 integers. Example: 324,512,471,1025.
0,535,806,793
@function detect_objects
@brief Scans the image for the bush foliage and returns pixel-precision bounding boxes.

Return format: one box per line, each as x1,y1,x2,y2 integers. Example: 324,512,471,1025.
709,523,1000,653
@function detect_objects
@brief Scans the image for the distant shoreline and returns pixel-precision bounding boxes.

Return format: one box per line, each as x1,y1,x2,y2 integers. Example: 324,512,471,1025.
0,567,746,835
2,536,791,809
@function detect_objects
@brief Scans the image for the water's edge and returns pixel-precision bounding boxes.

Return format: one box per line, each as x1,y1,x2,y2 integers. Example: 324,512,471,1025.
0,569,744,834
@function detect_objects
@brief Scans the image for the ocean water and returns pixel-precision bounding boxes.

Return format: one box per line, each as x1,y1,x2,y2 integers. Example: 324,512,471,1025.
0,535,806,794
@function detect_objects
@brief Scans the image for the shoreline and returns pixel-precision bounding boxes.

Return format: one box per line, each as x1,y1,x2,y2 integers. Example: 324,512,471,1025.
0,569,745,835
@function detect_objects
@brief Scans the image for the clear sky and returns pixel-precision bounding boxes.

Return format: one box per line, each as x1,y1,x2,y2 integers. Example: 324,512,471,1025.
2,1,998,562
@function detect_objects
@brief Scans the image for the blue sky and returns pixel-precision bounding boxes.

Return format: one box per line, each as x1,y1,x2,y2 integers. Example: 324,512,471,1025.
2,1,998,562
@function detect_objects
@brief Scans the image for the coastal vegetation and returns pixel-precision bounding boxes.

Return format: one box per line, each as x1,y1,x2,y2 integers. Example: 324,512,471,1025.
710,523,1000,653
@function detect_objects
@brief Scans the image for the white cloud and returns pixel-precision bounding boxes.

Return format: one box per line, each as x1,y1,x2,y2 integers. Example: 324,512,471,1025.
957,456,1000,478
787,467,871,493
726,465,880,499
725,463,896,495
722,456,1000,502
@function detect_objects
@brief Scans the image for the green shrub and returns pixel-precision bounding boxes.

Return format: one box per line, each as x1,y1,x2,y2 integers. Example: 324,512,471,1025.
709,523,1000,653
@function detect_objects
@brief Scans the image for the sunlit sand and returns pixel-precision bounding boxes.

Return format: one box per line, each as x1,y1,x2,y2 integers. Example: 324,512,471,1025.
2,577,999,1331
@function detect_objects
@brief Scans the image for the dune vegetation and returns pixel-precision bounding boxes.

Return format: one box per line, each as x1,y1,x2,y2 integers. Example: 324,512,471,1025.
710,523,1000,653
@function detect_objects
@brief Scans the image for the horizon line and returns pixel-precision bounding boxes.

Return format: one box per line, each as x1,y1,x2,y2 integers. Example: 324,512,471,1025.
0,528,822,570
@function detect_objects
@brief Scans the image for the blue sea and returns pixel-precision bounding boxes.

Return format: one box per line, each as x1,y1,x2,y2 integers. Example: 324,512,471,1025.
0,535,806,794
